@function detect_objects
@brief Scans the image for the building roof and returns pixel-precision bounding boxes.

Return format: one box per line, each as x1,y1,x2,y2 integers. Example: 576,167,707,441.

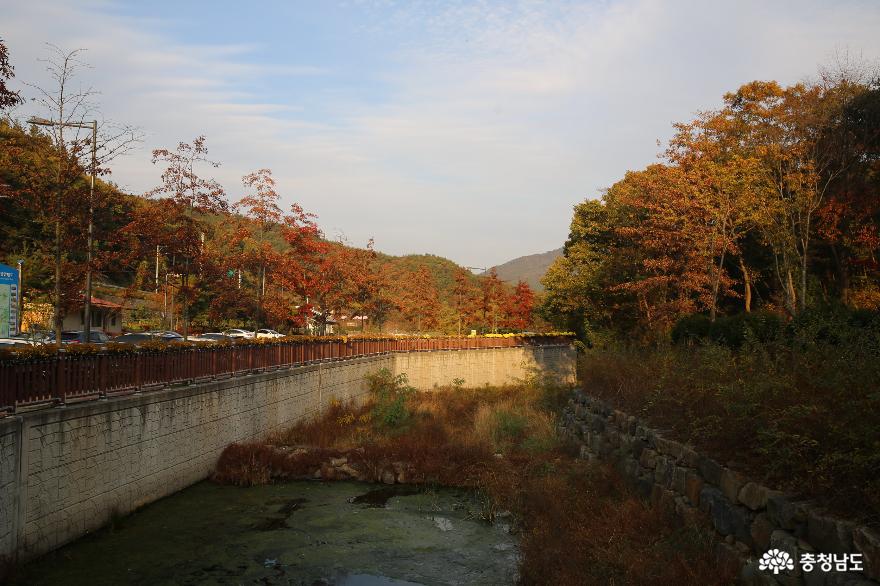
88,297,124,310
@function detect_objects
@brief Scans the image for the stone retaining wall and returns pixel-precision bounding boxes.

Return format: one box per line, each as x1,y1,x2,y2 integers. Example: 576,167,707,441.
559,390,879,586
0,345,575,562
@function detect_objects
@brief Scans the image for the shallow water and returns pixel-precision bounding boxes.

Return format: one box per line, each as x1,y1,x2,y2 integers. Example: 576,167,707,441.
19,481,519,586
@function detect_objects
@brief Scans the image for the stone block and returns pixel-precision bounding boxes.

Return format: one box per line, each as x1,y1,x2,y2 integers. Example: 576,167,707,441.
680,445,700,467
720,468,746,504
853,526,880,581
685,471,704,507
626,416,637,435
767,493,808,536
751,513,774,553
654,456,673,488
700,486,753,545
654,436,684,461
739,482,771,511
639,448,658,469
698,455,724,486
671,466,687,495
635,474,654,500
629,438,648,460
807,510,855,555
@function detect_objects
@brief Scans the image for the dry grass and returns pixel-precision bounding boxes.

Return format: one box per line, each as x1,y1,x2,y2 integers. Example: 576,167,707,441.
215,379,737,585
580,340,880,522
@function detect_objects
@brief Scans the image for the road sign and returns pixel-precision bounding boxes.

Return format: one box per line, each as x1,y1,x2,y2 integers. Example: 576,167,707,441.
0,263,20,337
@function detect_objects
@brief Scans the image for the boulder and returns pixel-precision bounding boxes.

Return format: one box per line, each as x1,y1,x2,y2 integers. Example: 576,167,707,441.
700,486,754,545
698,456,724,486
751,512,775,552
685,471,704,507
739,482,771,511
853,526,880,581
719,468,746,504
766,493,808,536
807,510,855,554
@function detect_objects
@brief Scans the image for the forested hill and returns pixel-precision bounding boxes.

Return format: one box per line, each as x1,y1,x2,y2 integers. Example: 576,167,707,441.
0,118,538,335
484,248,562,290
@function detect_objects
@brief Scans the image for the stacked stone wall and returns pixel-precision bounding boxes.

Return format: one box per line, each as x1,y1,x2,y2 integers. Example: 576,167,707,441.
560,391,880,585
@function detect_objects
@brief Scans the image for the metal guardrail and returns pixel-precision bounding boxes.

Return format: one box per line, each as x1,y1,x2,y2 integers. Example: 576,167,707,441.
0,336,573,414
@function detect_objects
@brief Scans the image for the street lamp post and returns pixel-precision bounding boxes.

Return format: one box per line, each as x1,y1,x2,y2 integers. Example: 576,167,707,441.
28,117,98,343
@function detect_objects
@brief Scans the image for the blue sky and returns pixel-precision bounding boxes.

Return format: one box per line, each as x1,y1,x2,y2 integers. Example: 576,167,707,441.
4,0,880,269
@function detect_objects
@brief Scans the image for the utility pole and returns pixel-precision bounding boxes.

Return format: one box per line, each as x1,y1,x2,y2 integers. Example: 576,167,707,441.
28,117,98,343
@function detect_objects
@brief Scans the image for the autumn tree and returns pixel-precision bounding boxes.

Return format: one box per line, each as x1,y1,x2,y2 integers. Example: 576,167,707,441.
235,169,283,331
503,280,535,330
146,136,228,338
451,267,481,335
480,269,506,333
20,45,140,342
399,266,441,332
718,79,869,312
0,39,23,110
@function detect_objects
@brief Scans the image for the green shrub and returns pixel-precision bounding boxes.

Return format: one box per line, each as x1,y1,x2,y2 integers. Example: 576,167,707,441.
366,368,416,430
672,311,784,348
492,410,528,446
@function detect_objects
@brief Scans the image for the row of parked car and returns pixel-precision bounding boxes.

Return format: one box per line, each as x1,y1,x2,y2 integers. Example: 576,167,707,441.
0,328,287,348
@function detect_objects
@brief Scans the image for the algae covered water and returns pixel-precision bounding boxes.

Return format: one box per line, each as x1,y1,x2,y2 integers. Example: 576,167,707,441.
18,480,519,586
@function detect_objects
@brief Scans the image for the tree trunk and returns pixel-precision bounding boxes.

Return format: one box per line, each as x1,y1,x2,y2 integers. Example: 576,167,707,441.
829,244,850,305
709,249,727,323
182,258,189,340
739,257,752,313
786,268,798,316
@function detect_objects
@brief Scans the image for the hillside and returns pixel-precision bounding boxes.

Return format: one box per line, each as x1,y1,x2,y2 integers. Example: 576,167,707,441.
484,248,562,290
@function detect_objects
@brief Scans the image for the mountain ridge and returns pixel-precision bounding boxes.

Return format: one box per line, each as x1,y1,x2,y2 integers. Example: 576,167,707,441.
483,248,563,291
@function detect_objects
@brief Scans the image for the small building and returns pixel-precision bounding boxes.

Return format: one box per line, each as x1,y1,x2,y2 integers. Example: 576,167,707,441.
62,297,124,335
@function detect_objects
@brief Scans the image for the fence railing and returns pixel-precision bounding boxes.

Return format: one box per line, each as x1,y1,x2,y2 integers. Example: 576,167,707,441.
0,335,573,414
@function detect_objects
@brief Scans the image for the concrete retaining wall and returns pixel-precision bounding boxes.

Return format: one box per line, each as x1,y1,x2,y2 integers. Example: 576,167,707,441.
0,345,575,561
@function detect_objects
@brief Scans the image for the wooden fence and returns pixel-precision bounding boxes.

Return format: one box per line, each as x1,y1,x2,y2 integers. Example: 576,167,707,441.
0,335,572,414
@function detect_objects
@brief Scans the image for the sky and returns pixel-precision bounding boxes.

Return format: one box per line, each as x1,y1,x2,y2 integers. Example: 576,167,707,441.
3,0,880,269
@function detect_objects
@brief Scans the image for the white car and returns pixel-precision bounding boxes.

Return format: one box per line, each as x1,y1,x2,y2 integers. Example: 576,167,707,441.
0,337,35,348
189,333,234,343
222,329,255,339
256,329,285,339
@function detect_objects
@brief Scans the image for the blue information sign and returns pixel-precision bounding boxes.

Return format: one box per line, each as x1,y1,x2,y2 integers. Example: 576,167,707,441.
0,263,20,337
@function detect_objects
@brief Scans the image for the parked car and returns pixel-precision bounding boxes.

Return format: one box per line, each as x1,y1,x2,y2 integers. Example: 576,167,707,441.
112,332,156,345
189,332,234,343
0,337,35,348
111,331,185,345
256,329,285,339
151,331,185,343
222,329,255,339
45,330,111,345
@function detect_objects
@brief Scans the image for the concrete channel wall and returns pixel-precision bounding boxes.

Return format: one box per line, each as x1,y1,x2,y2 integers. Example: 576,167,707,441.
0,345,575,562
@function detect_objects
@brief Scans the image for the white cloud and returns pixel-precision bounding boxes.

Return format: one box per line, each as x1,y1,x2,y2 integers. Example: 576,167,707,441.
3,0,880,268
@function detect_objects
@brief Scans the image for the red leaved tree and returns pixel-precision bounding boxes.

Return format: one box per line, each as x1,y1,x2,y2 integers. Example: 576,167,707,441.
503,280,535,330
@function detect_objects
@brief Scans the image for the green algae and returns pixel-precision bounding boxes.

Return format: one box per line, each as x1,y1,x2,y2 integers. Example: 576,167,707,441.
18,481,518,586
